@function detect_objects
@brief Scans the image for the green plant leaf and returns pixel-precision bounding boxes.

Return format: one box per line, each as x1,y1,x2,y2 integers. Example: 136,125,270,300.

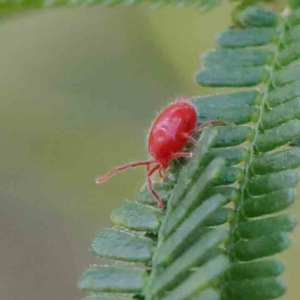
79,3,300,300
110,200,163,232
78,266,146,293
91,228,155,262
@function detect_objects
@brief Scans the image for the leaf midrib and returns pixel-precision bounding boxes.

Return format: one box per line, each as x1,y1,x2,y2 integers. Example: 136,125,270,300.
226,16,287,259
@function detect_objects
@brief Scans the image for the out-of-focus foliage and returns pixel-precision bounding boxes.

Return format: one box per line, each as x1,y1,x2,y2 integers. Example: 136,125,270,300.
0,0,287,17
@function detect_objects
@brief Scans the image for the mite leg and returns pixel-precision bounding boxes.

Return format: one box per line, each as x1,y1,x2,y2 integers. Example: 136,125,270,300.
173,152,193,159
147,163,163,181
148,162,165,180
158,165,165,178
159,165,169,181
183,132,198,146
188,136,198,146
196,119,233,133
96,160,155,184
147,164,164,209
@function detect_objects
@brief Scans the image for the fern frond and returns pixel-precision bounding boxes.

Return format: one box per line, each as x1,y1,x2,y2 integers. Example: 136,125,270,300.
78,3,300,300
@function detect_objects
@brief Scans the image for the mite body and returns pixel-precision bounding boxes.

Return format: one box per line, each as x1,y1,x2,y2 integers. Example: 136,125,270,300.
96,99,198,208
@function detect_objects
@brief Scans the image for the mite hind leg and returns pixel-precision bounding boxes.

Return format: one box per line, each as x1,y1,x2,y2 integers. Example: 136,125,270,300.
158,165,167,179
147,164,164,209
173,152,193,159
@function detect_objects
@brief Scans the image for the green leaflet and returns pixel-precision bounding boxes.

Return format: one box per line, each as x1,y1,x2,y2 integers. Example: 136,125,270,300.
278,41,300,66
256,120,300,152
232,6,278,27
192,90,260,125
247,169,300,195
242,188,296,217
228,260,285,280
233,232,291,261
205,186,239,205
196,66,269,87
110,200,163,232
273,64,300,86
78,266,146,293
91,228,155,262
251,148,300,174
192,90,260,107
218,28,276,48
204,207,233,226
222,277,286,300
237,215,297,238
203,48,272,68
267,80,300,107
214,166,244,185
285,23,300,43
214,125,254,147
261,97,300,130
204,148,249,166
196,103,259,124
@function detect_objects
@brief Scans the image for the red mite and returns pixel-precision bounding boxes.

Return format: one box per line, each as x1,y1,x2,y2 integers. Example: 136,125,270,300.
96,98,198,209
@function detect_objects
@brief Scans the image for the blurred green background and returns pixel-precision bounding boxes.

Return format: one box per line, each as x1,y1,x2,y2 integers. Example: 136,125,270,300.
0,4,299,300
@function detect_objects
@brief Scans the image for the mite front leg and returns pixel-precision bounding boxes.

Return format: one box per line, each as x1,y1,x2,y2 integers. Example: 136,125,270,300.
196,119,233,133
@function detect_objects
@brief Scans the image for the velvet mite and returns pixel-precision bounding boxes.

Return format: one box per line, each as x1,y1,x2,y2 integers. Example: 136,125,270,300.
96,98,198,209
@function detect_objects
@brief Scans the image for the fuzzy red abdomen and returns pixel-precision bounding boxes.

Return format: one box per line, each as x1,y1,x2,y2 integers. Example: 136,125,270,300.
148,102,197,167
